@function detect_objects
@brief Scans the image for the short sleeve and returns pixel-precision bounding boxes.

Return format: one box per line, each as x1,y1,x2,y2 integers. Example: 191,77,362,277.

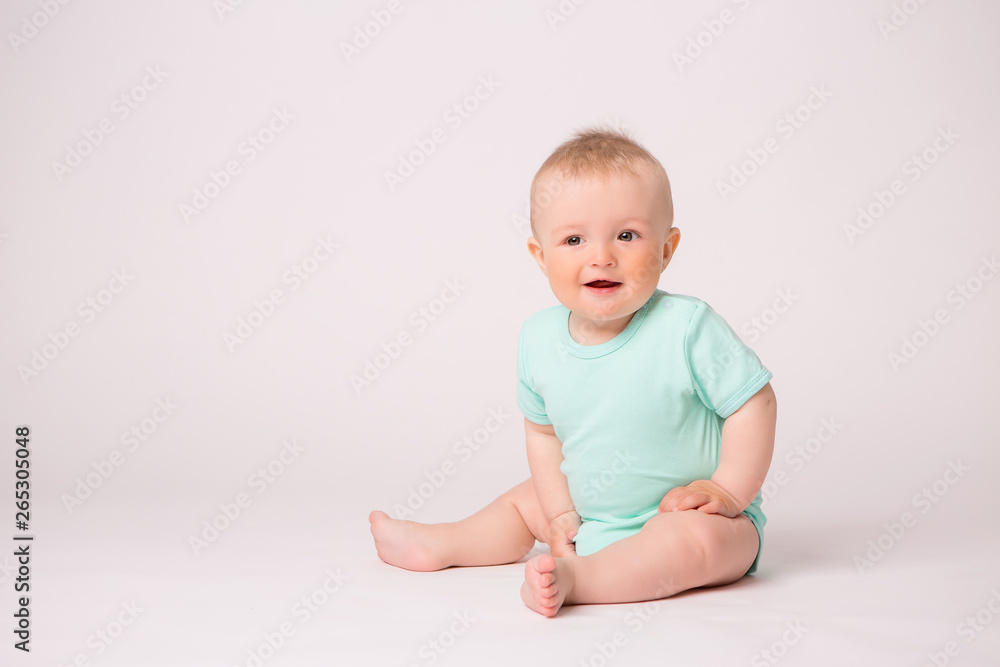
684,301,772,419
516,324,551,425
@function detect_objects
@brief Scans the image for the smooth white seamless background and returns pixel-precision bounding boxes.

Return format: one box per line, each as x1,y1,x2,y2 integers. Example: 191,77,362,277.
1,1,998,665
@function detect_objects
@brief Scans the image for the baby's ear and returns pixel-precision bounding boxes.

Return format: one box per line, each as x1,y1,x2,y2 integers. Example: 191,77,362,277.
526,237,548,276
661,226,681,266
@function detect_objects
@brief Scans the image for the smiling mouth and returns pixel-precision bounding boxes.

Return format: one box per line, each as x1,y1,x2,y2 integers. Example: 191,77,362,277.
586,280,621,288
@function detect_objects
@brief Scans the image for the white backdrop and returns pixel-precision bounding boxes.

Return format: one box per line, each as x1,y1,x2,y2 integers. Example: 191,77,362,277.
2,1,999,665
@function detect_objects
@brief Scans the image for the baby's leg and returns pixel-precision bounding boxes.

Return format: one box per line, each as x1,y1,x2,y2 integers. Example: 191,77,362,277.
370,479,549,571
521,510,758,617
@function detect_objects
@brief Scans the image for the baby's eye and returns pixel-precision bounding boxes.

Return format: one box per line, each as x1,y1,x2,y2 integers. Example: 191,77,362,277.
618,231,636,242
566,236,582,246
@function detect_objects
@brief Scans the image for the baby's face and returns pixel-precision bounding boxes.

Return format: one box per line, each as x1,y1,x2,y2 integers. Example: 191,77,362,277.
528,170,679,334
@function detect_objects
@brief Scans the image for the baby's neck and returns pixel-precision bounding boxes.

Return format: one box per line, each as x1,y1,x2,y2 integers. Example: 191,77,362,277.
568,311,635,346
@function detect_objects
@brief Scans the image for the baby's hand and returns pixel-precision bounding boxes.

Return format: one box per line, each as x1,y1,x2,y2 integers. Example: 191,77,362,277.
547,510,581,558
658,480,743,518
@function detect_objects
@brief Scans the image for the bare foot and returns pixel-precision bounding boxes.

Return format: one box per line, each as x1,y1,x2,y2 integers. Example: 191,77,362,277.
368,510,452,572
521,553,575,617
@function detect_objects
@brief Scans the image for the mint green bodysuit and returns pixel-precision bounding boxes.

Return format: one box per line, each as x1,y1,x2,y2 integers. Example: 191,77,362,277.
516,289,772,574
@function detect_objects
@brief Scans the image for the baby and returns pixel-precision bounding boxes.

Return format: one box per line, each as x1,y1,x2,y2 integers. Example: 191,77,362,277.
369,127,777,617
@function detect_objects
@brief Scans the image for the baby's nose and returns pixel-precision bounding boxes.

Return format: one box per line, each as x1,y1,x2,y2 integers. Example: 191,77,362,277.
589,243,616,265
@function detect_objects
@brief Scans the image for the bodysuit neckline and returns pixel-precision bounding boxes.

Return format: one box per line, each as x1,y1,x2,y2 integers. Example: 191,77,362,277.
558,289,662,359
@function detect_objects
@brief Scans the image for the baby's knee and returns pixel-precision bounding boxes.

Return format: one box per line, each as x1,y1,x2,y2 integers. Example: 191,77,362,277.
503,479,548,543
686,516,731,564
644,512,729,572
673,513,756,585
506,479,535,501
502,480,539,519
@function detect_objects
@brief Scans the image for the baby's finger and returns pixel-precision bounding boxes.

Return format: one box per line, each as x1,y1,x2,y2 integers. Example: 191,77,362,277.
674,492,708,511
552,529,577,555
661,491,694,512
697,499,724,515
658,488,685,512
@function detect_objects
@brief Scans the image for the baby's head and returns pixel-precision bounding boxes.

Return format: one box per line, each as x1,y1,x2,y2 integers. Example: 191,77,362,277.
527,127,681,334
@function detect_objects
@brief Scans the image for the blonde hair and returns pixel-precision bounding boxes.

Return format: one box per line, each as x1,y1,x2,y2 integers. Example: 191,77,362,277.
529,126,673,233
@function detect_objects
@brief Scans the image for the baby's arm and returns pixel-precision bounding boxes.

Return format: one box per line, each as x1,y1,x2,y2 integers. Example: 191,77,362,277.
524,418,581,556
659,382,777,516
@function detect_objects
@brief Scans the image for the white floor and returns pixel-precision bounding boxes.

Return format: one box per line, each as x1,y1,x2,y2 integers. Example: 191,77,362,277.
26,511,1000,667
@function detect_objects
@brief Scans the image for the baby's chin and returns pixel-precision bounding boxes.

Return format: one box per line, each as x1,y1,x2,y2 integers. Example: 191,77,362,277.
592,283,657,307
570,299,642,325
